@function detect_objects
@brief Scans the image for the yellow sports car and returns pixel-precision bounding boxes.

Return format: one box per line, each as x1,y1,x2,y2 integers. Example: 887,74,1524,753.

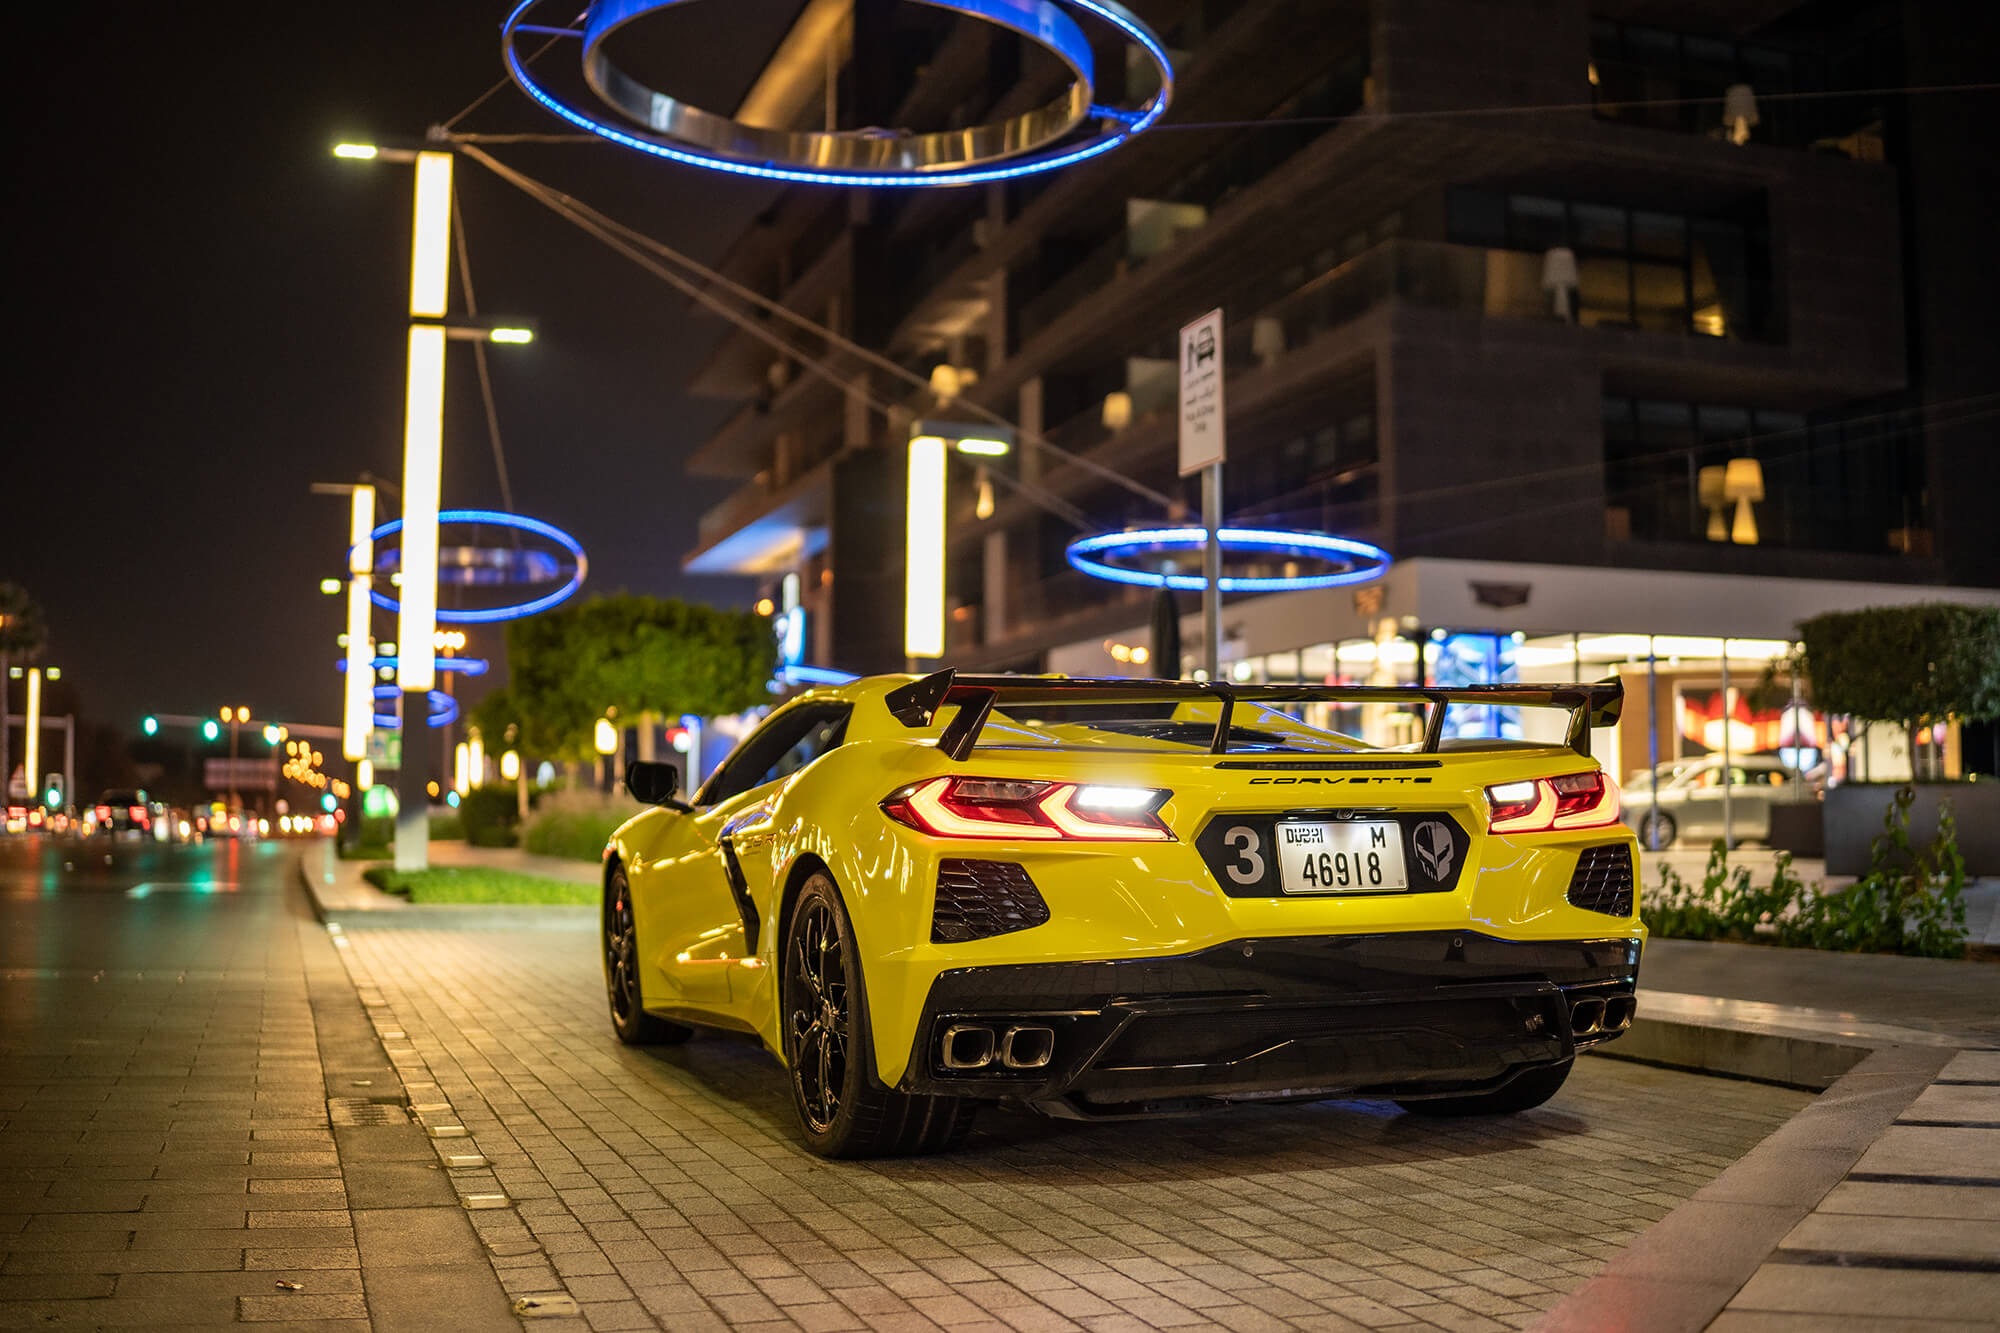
603,671,1643,1157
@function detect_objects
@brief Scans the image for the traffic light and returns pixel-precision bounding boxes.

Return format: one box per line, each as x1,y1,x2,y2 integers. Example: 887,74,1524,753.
42,775,63,809
142,716,159,736
262,724,281,745
202,719,220,741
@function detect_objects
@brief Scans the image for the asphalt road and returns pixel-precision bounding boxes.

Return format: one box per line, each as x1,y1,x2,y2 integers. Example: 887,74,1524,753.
0,832,302,974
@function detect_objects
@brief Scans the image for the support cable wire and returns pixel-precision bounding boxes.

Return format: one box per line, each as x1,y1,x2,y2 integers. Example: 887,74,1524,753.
449,193,519,521
455,143,1095,528
452,143,1178,514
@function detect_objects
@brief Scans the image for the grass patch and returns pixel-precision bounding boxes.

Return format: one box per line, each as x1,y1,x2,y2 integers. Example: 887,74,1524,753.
362,865,597,905
338,842,392,862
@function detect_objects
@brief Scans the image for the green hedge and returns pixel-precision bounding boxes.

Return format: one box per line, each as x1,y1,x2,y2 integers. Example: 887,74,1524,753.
459,786,524,847
521,794,638,862
1643,787,1968,957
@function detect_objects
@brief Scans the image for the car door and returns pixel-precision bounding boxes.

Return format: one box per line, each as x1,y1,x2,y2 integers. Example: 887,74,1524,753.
644,702,852,1016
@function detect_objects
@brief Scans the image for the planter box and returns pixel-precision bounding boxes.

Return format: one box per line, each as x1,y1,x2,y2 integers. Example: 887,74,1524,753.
1767,802,1824,859
1824,782,2000,876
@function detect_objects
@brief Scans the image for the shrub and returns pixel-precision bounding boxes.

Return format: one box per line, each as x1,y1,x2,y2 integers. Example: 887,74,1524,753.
521,790,639,861
1642,786,1967,957
459,785,525,847
429,812,464,841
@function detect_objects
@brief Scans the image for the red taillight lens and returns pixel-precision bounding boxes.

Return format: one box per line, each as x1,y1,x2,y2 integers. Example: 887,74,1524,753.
884,777,1172,841
1486,771,1620,834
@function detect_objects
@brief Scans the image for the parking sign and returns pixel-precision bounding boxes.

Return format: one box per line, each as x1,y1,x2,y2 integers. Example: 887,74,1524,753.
1178,309,1225,476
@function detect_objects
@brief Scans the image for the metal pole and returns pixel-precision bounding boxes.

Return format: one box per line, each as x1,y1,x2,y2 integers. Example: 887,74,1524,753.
62,717,74,816
1648,636,1661,850
1202,462,1222,681
394,698,428,871
1720,639,1732,852
0,649,10,805
229,716,240,814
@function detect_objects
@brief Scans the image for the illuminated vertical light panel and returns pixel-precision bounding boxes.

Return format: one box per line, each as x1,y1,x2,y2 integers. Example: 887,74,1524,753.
397,150,453,699
23,668,40,799
407,152,454,319
343,485,376,760
453,742,470,796
467,731,483,788
357,759,374,791
397,323,446,693
905,435,947,659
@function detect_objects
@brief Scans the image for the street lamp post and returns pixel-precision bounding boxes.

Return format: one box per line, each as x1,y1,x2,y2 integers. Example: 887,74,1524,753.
334,139,534,873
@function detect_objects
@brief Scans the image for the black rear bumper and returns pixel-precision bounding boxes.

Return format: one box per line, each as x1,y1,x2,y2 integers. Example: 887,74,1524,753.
896,931,1641,1116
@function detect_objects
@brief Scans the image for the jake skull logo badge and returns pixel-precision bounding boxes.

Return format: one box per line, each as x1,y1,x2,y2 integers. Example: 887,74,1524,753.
1413,821,1454,881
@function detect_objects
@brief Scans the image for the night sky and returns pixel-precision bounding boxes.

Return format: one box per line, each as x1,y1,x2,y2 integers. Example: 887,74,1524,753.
5,2,803,736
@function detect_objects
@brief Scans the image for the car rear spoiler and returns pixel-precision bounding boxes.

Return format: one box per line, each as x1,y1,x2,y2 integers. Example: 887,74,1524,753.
883,670,1624,762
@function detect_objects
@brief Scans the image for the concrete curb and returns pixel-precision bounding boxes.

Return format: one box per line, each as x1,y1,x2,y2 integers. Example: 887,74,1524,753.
297,844,597,930
1537,1043,1957,1333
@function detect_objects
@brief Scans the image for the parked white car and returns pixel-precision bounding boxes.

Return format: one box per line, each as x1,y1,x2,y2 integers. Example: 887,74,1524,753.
1621,755,1815,848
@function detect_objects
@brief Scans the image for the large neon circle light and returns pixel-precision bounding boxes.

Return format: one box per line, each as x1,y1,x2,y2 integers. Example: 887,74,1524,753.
372,685,461,730
360,509,586,624
500,0,1173,187
1066,527,1393,592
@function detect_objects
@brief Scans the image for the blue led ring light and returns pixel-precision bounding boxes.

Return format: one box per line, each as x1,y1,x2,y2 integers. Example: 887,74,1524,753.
337,656,490,676
500,0,1173,187
371,685,461,730
357,508,587,624
1066,526,1394,592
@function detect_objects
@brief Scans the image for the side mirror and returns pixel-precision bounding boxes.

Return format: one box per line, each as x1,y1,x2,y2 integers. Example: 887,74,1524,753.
625,761,689,810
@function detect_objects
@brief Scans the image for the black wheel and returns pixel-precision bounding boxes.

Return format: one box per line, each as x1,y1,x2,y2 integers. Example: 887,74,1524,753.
603,865,692,1046
1637,810,1677,850
783,873,975,1158
1396,1059,1573,1117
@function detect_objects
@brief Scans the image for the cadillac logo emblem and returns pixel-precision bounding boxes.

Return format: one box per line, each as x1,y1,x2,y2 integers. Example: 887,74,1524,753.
1413,821,1454,881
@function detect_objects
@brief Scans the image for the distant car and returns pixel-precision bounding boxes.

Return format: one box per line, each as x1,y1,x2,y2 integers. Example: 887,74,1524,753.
1621,755,1814,848
91,789,153,837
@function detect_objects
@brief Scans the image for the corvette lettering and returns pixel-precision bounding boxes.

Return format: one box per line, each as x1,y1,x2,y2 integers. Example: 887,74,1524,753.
1247,775,1433,785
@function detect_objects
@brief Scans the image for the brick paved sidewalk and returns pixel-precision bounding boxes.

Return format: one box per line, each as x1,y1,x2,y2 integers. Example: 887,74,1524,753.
331,915,1809,1333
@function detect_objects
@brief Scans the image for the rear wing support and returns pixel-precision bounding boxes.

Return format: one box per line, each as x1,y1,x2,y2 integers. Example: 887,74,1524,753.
883,670,1625,761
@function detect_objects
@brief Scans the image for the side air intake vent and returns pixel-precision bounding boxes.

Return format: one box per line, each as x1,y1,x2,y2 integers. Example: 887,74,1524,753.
1568,844,1635,916
933,860,1049,943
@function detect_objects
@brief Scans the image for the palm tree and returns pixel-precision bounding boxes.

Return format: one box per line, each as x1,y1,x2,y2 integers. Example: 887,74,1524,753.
0,583,49,802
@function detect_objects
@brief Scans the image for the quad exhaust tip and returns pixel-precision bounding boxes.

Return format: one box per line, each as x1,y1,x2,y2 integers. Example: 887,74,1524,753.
940,1023,1056,1071
941,1024,995,1070
1568,994,1635,1037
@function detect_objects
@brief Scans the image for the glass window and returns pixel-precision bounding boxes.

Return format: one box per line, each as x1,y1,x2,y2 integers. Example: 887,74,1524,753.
1632,261,1690,333
1631,211,1686,259
701,704,852,804
1572,203,1628,252
1577,257,1633,327
1447,187,1506,248
1507,196,1568,251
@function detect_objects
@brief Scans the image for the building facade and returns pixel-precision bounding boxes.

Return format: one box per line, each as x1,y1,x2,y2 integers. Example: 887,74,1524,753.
679,0,2000,787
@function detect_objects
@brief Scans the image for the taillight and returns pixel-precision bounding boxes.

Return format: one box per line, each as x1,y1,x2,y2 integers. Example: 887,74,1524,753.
883,777,1173,841
1485,771,1620,834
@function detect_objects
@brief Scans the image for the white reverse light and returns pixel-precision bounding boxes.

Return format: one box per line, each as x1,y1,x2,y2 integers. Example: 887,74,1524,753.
1074,785,1160,811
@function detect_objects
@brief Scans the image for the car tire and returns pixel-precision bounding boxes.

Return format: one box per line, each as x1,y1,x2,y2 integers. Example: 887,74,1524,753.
603,864,693,1047
784,872,976,1158
1637,811,1677,850
1394,1059,1573,1117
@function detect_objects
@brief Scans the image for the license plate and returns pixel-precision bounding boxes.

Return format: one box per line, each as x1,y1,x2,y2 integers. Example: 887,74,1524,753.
1274,821,1407,893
